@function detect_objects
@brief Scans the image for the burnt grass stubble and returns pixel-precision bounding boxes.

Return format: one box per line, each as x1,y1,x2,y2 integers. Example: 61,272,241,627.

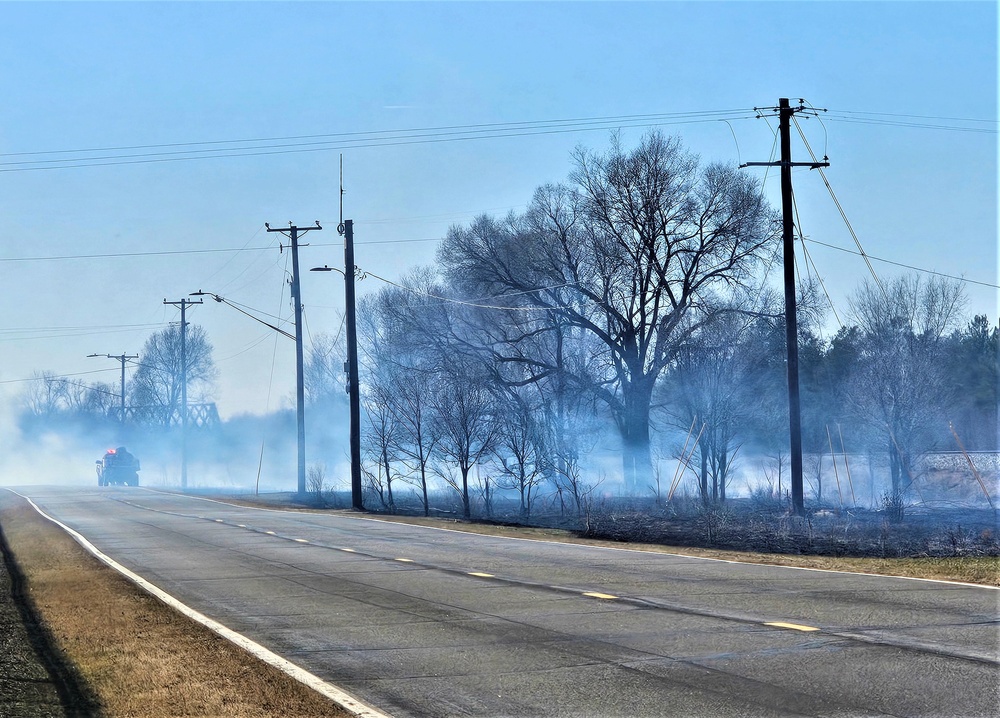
305,489,1000,559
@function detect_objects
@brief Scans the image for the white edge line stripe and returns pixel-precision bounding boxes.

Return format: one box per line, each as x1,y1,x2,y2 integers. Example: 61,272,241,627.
133,488,999,590
11,491,391,718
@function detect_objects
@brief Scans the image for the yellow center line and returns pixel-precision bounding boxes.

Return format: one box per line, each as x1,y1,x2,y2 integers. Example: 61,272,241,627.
468,572,495,578
582,591,618,600
764,621,821,632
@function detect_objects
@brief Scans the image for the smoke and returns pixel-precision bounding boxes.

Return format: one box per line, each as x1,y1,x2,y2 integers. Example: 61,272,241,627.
0,386,351,492
0,396,100,486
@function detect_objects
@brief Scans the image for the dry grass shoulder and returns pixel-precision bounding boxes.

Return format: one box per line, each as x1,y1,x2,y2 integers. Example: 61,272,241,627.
0,494,350,718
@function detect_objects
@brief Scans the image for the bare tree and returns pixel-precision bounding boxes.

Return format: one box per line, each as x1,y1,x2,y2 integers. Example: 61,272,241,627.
660,310,776,503
130,324,217,426
490,395,546,517
362,380,401,512
21,371,67,417
438,131,777,490
304,330,345,406
431,360,500,519
843,274,967,496
359,279,444,516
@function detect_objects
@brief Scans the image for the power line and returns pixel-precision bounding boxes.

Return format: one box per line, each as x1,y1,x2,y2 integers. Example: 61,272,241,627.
0,367,117,386
0,112,759,173
828,108,997,123
0,322,164,333
791,115,885,297
0,246,274,263
0,109,751,160
824,108,997,134
802,238,1000,289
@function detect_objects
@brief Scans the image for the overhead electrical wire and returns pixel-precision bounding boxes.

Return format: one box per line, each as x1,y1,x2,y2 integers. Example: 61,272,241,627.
791,115,886,297
0,367,118,385
790,186,844,329
1,109,750,159
360,268,578,312
823,109,997,134
789,115,996,292
801,238,1000,289
0,109,759,173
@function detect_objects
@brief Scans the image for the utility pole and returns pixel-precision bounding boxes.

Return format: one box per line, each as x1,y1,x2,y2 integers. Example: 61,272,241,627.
341,219,364,510
742,98,828,516
86,352,138,423
266,221,322,497
163,297,202,488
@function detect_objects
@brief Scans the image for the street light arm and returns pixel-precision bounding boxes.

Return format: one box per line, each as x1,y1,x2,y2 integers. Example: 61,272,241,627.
310,265,345,276
190,290,295,340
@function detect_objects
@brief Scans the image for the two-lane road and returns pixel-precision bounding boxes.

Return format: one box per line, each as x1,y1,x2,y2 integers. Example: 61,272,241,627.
12,487,1000,717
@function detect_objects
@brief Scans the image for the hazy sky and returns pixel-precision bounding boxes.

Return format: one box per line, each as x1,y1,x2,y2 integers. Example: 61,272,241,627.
1,1,996,421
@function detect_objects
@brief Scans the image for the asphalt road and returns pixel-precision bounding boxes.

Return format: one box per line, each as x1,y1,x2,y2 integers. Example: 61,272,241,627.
13,486,1000,718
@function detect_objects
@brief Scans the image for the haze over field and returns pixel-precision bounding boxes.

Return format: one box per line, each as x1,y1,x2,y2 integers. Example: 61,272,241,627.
1,2,995,502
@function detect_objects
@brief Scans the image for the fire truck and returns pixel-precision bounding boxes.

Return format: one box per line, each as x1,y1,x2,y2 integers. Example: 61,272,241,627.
96,447,140,486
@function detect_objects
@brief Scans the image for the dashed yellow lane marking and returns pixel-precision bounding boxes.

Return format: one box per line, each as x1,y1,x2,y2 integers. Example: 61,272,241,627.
395,558,414,563
293,539,309,543
582,592,618,600
765,621,820,632
468,572,494,578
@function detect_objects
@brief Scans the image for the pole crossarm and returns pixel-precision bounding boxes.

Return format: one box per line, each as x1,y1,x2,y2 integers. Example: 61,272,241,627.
741,161,830,169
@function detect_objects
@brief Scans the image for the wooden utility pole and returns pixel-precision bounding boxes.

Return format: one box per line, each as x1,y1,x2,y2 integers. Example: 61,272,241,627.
87,352,138,423
340,219,364,510
266,221,322,497
743,98,828,515
163,297,202,488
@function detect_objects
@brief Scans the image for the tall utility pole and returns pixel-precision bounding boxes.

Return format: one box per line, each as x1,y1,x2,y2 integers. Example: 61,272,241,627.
266,221,322,497
341,219,364,510
163,297,202,488
86,352,138,423
742,98,828,515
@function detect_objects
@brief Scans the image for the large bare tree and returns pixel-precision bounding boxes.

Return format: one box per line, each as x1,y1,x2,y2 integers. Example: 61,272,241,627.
439,131,777,489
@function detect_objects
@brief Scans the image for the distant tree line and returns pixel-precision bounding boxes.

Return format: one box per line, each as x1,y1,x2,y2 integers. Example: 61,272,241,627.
20,324,218,432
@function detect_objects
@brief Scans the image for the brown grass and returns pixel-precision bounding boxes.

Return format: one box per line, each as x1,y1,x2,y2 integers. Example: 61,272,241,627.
0,495,349,718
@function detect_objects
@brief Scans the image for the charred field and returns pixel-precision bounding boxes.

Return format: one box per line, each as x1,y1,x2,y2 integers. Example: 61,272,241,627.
235,489,1000,562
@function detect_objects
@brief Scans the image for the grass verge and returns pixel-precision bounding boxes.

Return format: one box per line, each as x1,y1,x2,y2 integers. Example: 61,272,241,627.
0,493,350,718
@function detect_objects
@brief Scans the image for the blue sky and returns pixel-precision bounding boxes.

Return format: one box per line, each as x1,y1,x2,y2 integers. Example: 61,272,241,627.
1,1,996,420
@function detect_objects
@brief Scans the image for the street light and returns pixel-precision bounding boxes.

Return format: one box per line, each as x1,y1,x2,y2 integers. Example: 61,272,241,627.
310,218,363,510
87,352,138,423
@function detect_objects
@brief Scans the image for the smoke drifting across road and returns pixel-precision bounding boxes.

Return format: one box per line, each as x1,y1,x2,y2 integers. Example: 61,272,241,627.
0,397,351,493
